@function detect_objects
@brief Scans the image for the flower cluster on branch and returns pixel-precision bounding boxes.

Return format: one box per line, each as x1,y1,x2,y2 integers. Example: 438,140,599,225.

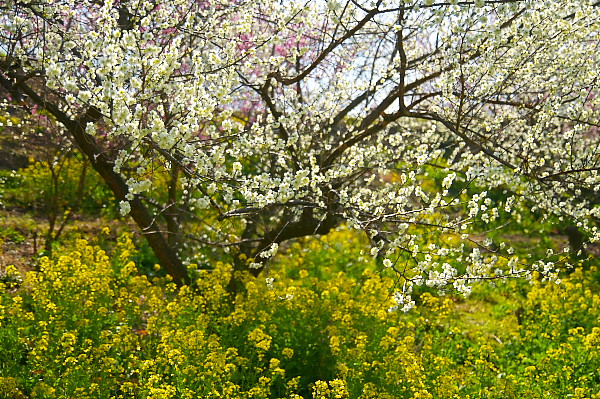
1,0,599,298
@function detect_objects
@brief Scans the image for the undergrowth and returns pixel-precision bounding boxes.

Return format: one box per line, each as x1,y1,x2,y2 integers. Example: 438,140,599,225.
0,229,599,398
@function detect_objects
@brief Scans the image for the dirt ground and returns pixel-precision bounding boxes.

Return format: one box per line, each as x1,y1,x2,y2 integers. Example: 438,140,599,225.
0,208,124,275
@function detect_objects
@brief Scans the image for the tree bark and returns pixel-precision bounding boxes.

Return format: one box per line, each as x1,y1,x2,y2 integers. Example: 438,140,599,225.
65,114,191,286
0,71,191,286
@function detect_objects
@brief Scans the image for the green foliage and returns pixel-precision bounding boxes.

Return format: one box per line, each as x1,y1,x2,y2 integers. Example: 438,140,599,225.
0,229,599,398
0,157,116,216
0,227,25,244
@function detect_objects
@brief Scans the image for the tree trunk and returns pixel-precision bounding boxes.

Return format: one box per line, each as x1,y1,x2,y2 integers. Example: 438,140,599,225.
227,210,339,292
3,76,191,286
65,117,191,286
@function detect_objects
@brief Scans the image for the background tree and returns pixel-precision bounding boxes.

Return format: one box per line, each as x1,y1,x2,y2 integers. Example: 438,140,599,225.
2,0,600,301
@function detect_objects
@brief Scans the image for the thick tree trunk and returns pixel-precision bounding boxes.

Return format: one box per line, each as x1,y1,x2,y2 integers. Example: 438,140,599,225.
564,224,586,261
0,74,191,286
65,115,191,286
227,209,339,292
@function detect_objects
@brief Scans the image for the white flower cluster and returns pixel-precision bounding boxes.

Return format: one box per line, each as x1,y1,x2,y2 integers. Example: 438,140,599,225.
3,0,600,305
389,284,415,313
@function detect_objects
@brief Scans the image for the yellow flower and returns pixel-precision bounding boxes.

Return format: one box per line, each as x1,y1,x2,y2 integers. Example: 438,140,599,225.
282,347,294,359
583,327,600,351
248,326,272,351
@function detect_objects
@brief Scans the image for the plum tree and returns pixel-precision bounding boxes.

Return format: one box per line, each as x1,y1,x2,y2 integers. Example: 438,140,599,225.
2,0,599,303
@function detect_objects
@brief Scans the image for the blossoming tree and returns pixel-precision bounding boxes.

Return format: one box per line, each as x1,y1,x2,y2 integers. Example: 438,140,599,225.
2,0,599,304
